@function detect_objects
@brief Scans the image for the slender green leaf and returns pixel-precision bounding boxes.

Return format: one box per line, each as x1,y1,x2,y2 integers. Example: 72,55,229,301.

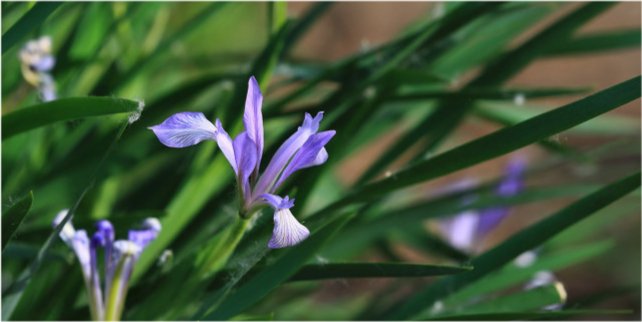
1,191,34,251
2,97,140,139
212,262,472,288
315,76,640,214
545,29,642,56
289,262,472,281
2,2,63,55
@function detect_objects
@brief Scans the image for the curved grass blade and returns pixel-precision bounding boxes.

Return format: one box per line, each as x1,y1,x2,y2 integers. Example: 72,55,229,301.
396,3,618,174
2,97,140,139
1,191,33,251
289,262,472,281
388,170,641,320
201,214,355,321
425,310,633,321
211,262,472,288
544,29,641,57
315,76,641,214
1,2,63,55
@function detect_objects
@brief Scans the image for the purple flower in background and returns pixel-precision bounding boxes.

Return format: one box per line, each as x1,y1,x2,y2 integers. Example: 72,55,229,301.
53,212,161,321
439,157,527,253
149,76,335,249
18,36,57,102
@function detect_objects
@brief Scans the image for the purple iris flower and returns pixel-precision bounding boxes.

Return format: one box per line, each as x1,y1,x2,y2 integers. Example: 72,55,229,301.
53,212,161,321
18,36,57,102
149,76,335,248
439,157,527,252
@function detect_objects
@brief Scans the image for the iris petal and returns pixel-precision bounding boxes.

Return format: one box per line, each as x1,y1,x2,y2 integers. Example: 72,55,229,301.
243,76,264,170
268,208,310,249
273,130,335,190
254,112,324,196
149,112,217,148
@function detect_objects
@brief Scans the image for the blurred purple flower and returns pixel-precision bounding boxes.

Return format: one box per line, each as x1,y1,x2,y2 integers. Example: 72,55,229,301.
149,76,335,248
439,157,527,252
52,212,161,321
19,36,57,102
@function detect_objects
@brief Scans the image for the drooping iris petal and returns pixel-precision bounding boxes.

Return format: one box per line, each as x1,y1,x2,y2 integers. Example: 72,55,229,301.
268,208,310,249
254,112,324,196
149,112,217,148
243,76,264,170
258,193,308,248
233,132,258,202
273,130,335,190
214,119,238,174
143,217,162,233
52,209,75,248
96,220,115,277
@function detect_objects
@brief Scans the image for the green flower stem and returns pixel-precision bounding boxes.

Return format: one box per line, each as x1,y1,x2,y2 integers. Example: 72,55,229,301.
195,215,249,281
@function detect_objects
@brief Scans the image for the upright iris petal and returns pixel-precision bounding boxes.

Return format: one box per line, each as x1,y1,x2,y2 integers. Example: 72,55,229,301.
243,76,264,172
233,132,258,204
273,130,335,191
148,112,217,148
258,194,310,249
254,112,324,196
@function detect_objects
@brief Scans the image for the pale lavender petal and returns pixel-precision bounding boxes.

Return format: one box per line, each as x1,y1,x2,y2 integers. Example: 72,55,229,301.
214,119,238,174
107,240,141,321
243,76,264,170
233,132,258,202
143,217,162,233
32,55,55,72
273,130,335,191
475,207,509,239
254,112,324,196
52,209,75,248
257,193,295,209
90,234,106,320
72,230,91,280
441,211,479,252
149,112,216,148
38,73,57,102
128,218,162,250
476,158,527,237
268,207,310,249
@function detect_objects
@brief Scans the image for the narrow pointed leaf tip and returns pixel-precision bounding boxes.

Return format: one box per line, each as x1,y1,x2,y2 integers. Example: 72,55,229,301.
148,112,217,148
